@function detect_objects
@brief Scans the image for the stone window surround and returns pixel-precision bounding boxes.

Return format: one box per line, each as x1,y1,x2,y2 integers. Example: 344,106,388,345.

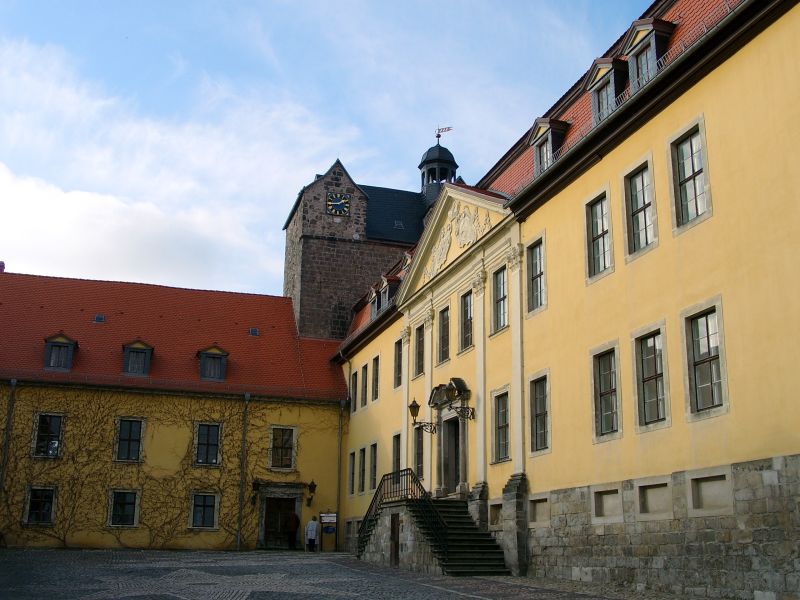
360,363,368,408
527,368,552,458
620,152,659,264
192,421,223,468
685,464,734,518
358,446,367,495
412,323,425,379
347,451,356,497
371,354,381,403
679,295,729,423
491,265,508,334
31,412,65,459
22,485,57,527
393,338,402,389
188,491,220,530
527,492,551,529
590,481,624,525
107,488,141,528
489,385,511,465
666,115,713,236
583,185,615,286
113,416,146,463
629,320,672,434
523,228,548,318
368,440,379,491
633,474,674,522
434,301,451,367
268,425,298,472
588,340,623,444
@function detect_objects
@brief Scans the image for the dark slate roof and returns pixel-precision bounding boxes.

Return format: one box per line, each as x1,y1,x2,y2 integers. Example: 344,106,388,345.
418,143,458,169
361,185,426,245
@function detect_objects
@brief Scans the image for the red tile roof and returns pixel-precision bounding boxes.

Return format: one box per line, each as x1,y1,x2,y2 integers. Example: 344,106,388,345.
0,272,347,401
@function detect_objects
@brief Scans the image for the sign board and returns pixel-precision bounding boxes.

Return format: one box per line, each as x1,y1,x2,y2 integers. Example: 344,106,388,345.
320,513,337,524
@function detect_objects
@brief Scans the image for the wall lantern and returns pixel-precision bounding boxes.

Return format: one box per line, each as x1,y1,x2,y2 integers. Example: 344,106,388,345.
408,399,437,434
445,378,475,421
306,480,317,507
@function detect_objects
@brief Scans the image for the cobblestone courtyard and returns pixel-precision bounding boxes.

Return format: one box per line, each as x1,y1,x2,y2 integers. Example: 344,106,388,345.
0,549,684,600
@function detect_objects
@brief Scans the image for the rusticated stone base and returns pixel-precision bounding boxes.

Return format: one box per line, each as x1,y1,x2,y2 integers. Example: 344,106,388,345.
468,481,489,532
361,501,443,575
527,454,800,600
499,472,528,576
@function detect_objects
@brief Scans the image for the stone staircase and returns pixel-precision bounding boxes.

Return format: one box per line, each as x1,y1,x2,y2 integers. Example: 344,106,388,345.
408,498,510,576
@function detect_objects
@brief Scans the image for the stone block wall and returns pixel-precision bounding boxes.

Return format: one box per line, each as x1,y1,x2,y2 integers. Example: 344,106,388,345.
525,454,800,600
361,501,443,575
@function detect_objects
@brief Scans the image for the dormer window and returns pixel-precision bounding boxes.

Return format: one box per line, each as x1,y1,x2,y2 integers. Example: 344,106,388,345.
44,334,76,371
529,118,569,176
380,285,389,309
622,18,676,93
586,58,627,125
198,346,228,381
369,291,379,319
123,341,153,376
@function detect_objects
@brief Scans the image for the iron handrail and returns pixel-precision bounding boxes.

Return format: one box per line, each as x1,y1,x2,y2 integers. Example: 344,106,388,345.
356,468,447,557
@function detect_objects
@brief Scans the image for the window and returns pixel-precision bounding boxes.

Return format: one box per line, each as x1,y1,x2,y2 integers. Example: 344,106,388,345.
270,427,294,469
360,364,368,407
633,46,654,88
123,344,152,376
369,443,377,490
392,433,401,474
393,339,402,388
438,307,450,363
494,392,509,461
109,490,138,526
358,447,366,493
531,377,548,452
414,325,424,376
674,129,707,226
414,427,424,479
626,165,655,253
587,194,612,277
689,310,722,411
348,452,355,495
351,372,358,412
380,286,389,309
33,414,62,458
369,295,378,319
191,493,217,528
25,487,55,525
195,423,220,465
637,333,665,424
493,267,507,331
594,350,618,436
198,348,227,381
371,356,379,401
527,241,545,312
44,337,75,370
460,291,473,350
535,137,551,175
596,79,614,122
116,419,142,462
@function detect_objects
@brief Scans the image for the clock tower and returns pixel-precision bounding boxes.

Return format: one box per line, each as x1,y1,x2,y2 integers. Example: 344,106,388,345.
283,145,458,339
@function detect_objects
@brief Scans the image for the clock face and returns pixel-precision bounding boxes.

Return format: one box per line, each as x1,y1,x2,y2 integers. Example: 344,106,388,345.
326,192,351,216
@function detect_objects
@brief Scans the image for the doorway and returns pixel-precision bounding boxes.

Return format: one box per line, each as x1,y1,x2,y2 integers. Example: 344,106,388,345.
443,417,460,494
390,513,400,567
263,497,298,549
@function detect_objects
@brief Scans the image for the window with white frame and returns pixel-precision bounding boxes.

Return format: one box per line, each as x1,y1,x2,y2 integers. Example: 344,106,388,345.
115,418,143,462
587,194,612,277
637,332,665,424
494,392,509,461
689,310,723,411
527,240,545,312
493,267,507,331
673,129,707,226
626,165,655,253
195,423,221,466
531,377,548,452
438,306,450,363
460,291,473,350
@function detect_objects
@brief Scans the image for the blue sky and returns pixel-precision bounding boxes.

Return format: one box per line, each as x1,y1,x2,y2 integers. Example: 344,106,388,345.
0,0,645,295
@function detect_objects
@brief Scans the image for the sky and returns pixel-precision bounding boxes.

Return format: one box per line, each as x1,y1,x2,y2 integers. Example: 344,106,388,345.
0,0,645,296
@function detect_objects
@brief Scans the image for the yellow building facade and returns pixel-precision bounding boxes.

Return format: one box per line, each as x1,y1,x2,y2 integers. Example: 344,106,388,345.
337,0,800,596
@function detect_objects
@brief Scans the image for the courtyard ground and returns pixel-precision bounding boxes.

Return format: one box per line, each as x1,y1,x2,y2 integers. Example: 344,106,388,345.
0,549,683,599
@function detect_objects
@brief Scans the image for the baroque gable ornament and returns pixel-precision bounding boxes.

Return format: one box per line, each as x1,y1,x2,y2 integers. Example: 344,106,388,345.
453,203,492,249
423,221,452,282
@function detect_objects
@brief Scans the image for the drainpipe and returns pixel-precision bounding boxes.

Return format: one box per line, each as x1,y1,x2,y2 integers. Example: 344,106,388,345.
0,379,16,498
236,392,250,551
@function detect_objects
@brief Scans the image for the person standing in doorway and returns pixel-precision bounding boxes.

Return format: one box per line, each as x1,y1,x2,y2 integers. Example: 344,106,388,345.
285,511,300,550
305,515,318,552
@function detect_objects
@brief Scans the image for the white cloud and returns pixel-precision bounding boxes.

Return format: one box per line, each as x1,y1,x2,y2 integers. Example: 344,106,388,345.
0,38,366,294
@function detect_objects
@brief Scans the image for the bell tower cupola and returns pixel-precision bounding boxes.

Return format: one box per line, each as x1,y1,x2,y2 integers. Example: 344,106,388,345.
419,133,458,208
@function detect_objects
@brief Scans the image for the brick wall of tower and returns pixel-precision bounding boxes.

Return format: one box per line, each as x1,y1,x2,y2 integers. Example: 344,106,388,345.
297,237,406,339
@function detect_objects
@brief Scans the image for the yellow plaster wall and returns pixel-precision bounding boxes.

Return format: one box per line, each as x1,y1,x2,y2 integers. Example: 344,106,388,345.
0,385,339,549
519,6,800,493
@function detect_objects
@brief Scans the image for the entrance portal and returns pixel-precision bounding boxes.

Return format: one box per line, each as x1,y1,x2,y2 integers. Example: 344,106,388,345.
443,417,460,494
263,497,297,549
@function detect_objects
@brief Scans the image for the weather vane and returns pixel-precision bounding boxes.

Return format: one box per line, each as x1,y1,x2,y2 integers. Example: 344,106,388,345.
435,126,453,142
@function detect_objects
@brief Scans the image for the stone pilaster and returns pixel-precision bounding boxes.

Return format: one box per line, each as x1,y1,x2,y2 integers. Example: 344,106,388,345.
501,472,528,576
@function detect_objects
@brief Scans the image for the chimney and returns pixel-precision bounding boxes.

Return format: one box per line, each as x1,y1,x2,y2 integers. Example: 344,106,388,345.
0,261,5,273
